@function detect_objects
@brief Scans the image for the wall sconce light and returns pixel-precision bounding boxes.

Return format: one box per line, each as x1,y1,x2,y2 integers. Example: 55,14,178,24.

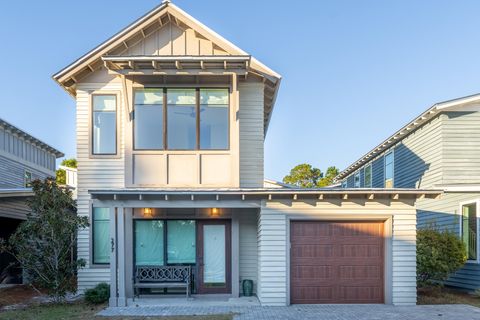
143,208,153,218
211,207,219,217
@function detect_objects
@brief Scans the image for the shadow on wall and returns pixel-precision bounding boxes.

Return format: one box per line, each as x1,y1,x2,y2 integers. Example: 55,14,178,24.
394,143,430,189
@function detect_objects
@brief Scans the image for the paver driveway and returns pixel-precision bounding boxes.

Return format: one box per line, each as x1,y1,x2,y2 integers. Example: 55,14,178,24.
98,304,480,320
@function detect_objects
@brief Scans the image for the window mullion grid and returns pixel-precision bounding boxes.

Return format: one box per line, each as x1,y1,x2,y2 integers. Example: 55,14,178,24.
163,88,167,150
196,88,200,150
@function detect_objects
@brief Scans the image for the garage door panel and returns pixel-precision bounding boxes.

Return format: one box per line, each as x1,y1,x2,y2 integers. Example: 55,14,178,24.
290,221,384,304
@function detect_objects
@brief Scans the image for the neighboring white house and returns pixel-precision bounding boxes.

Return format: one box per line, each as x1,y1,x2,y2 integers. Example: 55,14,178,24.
53,1,438,307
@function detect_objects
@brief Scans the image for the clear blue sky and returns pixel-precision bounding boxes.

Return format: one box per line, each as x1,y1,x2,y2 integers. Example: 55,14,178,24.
1,0,480,181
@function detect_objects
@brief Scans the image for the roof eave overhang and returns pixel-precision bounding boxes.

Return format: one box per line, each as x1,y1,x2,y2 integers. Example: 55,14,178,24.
335,93,480,181
89,188,442,202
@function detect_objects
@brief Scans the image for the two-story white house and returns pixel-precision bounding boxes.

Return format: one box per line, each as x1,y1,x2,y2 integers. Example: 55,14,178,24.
53,1,438,307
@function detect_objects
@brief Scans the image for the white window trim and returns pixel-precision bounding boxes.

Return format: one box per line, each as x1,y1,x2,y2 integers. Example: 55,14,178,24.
384,150,394,188
458,199,480,264
364,163,372,188
354,171,361,188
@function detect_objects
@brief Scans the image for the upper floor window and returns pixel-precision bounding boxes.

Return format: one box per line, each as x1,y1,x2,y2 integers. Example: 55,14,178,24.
200,89,229,150
364,164,372,188
134,89,164,150
354,171,361,188
168,89,197,150
92,95,117,155
133,88,229,151
341,180,347,188
384,151,394,188
461,202,478,261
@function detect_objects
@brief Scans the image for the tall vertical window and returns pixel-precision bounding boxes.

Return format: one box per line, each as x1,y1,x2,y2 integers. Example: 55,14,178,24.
92,95,117,155
364,164,372,188
92,208,110,264
462,203,477,261
384,151,394,188
200,89,229,149
167,89,196,150
354,171,361,188
134,89,164,150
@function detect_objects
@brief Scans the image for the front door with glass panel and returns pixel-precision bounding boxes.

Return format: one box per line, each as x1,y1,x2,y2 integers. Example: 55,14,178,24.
196,220,231,294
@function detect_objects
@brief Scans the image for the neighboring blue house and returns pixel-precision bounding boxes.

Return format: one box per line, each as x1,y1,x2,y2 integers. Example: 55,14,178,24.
336,94,480,291
0,118,63,283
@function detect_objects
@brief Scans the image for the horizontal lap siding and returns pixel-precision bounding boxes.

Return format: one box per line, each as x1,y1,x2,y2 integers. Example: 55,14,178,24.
394,116,443,188
372,156,384,188
76,81,125,293
442,111,480,184
417,192,480,291
239,210,258,294
0,154,53,189
239,82,264,188
258,201,417,306
0,198,30,220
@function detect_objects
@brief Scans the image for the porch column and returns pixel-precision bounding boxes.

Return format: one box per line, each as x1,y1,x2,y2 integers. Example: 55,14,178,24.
232,213,240,297
125,208,134,300
117,207,127,307
109,206,117,307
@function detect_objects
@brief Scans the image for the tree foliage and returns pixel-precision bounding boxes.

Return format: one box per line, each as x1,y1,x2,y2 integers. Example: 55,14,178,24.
0,178,88,301
56,158,77,185
283,163,339,188
417,227,466,287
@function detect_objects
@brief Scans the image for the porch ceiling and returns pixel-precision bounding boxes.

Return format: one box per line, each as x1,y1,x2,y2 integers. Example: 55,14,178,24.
89,188,442,202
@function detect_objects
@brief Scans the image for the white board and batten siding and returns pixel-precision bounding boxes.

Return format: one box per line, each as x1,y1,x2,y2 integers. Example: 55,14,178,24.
239,82,264,188
76,79,125,292
257,200,418,306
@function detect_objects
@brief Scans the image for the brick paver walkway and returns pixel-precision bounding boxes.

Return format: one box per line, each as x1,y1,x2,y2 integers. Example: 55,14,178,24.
98,304,480,320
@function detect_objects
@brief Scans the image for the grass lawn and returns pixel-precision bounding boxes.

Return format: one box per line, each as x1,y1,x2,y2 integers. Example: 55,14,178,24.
0,302,234,320
418,287,480,308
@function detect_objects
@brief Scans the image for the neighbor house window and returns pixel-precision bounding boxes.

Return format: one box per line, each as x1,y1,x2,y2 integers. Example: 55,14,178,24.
92,208,110,264
92,95,117,155
364,164,372,188
200,89,229,149
461,202,478,261
24,171,32,188
167,89,197,150
354,171,361,188
134,89,164,150
384,151,394,188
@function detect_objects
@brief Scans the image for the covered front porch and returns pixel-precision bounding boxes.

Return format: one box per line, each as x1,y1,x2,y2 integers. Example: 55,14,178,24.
91,190,261,307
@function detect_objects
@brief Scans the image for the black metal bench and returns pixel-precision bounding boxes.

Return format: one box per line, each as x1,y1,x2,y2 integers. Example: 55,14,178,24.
134,265,191,298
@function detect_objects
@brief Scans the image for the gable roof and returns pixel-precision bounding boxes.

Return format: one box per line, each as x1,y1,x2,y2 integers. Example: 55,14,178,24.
335,93,480,181
0,118,64,158
52,0,281,134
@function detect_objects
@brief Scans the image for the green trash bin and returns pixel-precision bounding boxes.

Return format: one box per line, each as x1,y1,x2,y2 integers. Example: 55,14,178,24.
242,279,253,297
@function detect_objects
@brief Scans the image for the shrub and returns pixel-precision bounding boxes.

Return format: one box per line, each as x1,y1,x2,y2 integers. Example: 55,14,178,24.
0,178,89,302
85,283,110,304
417,227,467,287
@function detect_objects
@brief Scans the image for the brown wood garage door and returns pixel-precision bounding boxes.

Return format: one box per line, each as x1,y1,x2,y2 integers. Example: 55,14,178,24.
290,221,384,304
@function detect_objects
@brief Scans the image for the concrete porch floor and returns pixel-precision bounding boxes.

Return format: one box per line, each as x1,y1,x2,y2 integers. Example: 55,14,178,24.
128,294,260,307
